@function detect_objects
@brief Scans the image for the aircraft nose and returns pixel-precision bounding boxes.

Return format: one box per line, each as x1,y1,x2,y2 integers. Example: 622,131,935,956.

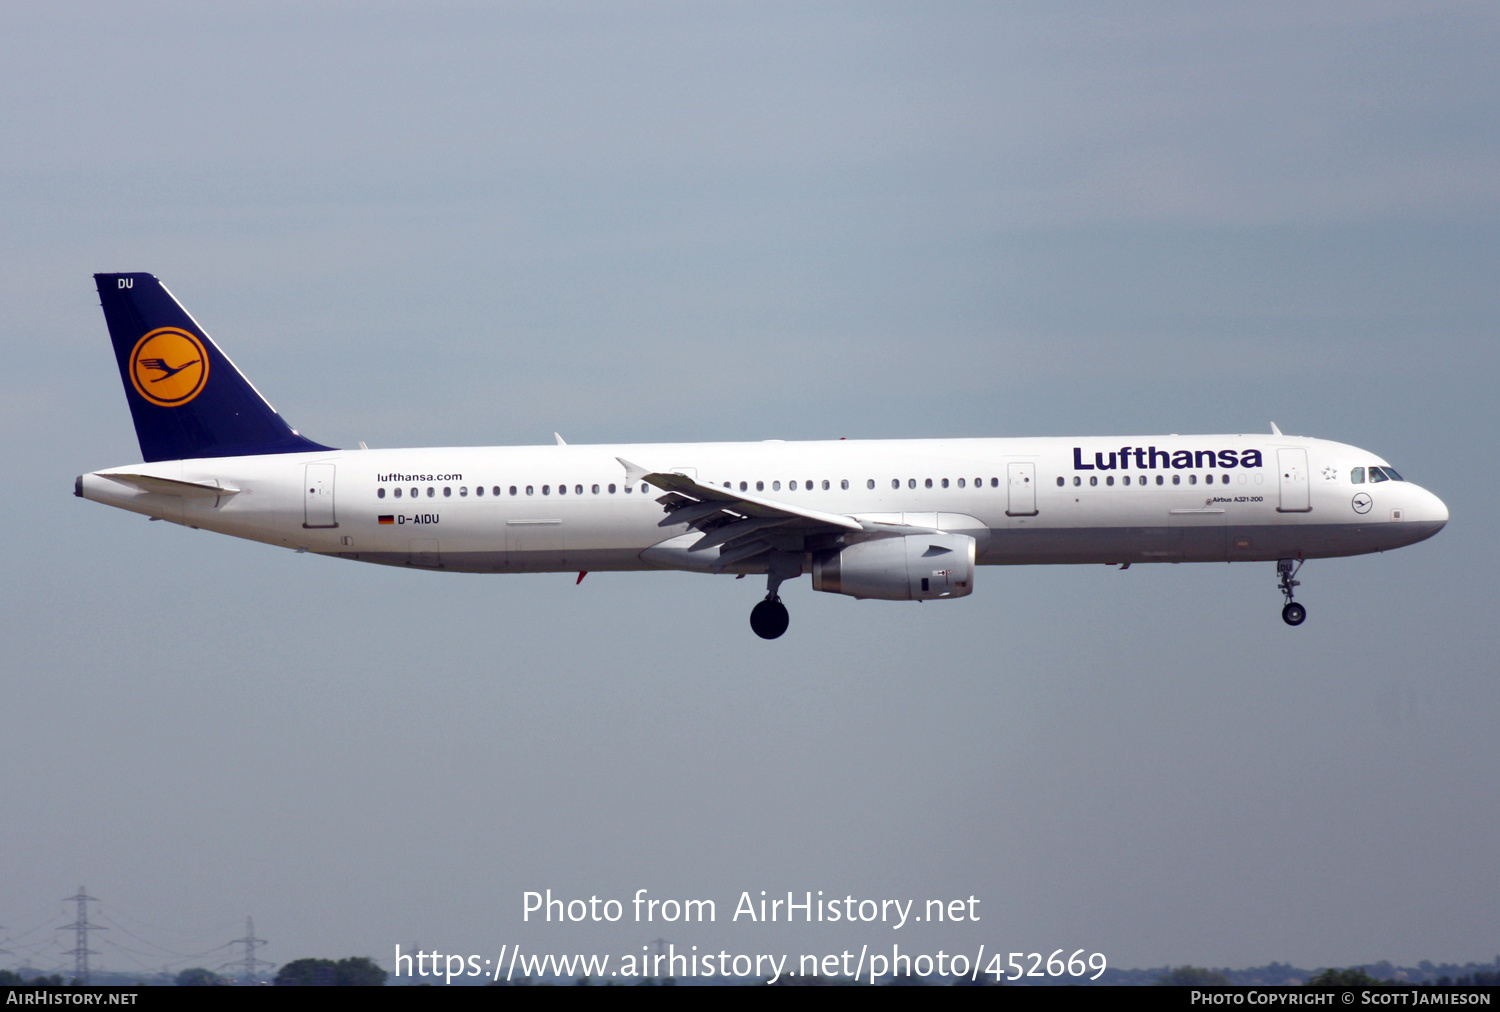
1418,486,1449,529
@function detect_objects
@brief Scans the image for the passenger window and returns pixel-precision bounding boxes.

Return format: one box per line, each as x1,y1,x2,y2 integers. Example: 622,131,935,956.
459,487,467,497
608,484,616,494
805,480,812,489
592,484,600,494
426,487,435,497
444,487,452,497
958,478,966,488
1073,476,1081,487
1123,476,1130,486
559,484,567,495
1089,476,1098,487
867,479,875,489
789,480,797,491
1189,475,1197,485
377,487,386,499
823,480,831,490
924,478,933,489
1139,476,1146,485
1221,474,1229,485
508,486,516,496
1106,476,1115,486
410,488,417,498
393,487,402,498
640,484,648,493
1351,467,1365,484
838,480,846,490
1056,477,1064,487
941,478,949,488
990,477,999,488
772,481,781,491
908,479,916,489
975,477,982,487
526,485,534,495
757,481,765,491
1205,475,1213,485
1172,475,1180,486
475,486,483,497
1155,475,1163,485
891,479,899,489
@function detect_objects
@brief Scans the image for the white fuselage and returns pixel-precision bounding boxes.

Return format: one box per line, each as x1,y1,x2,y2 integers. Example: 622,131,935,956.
78,433,1448,577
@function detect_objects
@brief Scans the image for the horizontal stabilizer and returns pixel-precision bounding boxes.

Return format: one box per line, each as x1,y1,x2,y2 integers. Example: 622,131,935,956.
99,473,240,498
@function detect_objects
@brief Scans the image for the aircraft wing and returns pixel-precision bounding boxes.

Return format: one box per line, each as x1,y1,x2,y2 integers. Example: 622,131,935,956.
618,457,862,571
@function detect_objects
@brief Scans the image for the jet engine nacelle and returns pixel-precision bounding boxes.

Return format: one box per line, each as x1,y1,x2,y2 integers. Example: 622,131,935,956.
811,533,976,601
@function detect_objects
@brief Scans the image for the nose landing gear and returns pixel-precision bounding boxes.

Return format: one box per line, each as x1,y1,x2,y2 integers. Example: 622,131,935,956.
1277,559,1306,626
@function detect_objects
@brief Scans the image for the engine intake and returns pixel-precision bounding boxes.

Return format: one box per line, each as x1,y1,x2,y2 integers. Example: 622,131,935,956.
812,533,975,601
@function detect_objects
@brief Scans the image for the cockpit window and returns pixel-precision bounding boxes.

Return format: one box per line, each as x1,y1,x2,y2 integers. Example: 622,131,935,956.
1379,466,1403,481
1350,467,1365,484
1369,467,1389,483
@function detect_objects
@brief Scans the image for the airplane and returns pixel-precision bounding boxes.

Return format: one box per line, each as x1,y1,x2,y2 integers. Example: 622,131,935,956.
77,273,1449,639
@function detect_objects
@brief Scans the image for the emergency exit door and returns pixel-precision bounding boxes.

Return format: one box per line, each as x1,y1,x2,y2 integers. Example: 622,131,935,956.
1006,461,1038,516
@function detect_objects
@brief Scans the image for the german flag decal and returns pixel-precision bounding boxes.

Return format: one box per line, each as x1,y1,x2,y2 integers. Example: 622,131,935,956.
378,515,395,525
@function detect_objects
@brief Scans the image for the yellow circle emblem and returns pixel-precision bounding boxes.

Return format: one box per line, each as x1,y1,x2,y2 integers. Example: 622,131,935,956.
129,328,209,407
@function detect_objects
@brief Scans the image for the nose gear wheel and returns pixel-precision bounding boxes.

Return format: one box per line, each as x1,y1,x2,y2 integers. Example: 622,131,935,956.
1277,559,1306,626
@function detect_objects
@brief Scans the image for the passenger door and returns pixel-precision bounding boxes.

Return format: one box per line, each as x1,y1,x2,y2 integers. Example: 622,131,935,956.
1276,448,1311,513
303,463,338,528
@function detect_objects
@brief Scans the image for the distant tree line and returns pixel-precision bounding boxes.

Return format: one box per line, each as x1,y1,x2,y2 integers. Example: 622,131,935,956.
1152,961,1500,987
0,971,67,986
274,957,386,986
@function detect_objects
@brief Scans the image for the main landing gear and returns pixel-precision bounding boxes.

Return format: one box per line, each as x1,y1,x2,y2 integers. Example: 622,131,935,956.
749,562,794,640
750,596,790,639
1277,558,1306,626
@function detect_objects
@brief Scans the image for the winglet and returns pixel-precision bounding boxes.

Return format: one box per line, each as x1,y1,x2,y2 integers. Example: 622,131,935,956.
616,457,650,485
1270,422,1283,436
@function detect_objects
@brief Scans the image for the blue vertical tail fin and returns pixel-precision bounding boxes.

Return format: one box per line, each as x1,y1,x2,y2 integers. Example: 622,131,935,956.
95,273,333,462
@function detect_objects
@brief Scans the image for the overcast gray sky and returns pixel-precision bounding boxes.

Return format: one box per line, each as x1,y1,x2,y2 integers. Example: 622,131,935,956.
2,1,1496,979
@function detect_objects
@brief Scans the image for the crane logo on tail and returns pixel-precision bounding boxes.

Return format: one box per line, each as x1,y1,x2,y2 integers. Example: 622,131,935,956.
129,327,209,407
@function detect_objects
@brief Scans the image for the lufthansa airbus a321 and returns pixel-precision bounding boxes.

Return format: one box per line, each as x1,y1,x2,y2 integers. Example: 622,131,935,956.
77,274,1449,639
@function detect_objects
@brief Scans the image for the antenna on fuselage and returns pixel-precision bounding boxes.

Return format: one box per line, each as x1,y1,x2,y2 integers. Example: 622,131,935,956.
1270,422,1283,436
